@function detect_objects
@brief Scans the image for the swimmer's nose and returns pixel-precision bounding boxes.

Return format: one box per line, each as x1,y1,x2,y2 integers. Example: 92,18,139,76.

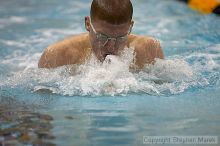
105,38,117,52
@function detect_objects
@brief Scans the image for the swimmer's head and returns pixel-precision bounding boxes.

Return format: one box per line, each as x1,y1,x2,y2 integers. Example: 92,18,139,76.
85,0,134,62
90,0,133,25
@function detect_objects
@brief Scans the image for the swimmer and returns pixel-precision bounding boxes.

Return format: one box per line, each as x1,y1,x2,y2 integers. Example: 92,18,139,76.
38,0,164,70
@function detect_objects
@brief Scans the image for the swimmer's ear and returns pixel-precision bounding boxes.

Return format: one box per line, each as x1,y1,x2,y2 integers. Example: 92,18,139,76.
85,16,90,31
131,20,134,28
129,20,134,34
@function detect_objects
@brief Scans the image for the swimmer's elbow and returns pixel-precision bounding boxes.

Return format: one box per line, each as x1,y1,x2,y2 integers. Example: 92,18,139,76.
38,48,56,68
38,51,49,68
143,37,164,60
38,58,46,68
38,61,43,68
156,42,164,59
148,38,164,60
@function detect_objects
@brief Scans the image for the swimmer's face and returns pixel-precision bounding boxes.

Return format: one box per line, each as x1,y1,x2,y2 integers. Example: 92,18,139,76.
85,16,133,61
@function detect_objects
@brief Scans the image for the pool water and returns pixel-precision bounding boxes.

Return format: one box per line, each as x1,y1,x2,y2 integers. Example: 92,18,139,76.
0,0,220,145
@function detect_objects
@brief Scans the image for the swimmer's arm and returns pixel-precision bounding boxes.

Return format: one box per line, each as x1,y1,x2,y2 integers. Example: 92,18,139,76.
38,45,80,68
38,33,89,68
130,35,164,68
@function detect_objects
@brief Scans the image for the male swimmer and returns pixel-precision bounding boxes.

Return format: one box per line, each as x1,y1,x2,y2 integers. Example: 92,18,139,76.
38,0,164,70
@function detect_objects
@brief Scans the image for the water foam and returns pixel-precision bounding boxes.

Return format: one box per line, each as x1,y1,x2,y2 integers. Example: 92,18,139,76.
1,46,211,96
37,48,138,96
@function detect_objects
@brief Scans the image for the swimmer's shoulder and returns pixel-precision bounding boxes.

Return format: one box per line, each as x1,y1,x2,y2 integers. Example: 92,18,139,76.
128,34,164,68
38,33,91,68
128,34,160,48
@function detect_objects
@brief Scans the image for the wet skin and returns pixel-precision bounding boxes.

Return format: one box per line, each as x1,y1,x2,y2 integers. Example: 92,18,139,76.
38,17,164,70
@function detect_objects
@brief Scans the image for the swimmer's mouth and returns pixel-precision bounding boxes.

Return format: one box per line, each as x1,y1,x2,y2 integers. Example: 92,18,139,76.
104,53,115,57
104,54,110,57
100,53,116,61
100,54,110,62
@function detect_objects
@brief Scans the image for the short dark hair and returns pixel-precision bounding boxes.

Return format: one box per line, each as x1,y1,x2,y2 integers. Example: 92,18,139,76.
90,0,133,24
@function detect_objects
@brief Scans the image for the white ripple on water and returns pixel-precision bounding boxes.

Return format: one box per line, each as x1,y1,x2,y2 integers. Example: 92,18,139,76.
36,28,83,38
0,40,27,48
0,16,28,29
185,44,220,72
163,118,199,130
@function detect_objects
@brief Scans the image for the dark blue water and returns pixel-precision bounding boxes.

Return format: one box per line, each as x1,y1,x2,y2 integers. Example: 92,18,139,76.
0,0,220,145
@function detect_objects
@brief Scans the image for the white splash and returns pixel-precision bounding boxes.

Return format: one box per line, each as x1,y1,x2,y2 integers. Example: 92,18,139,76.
1,46,210,96
53,47,138,96
142,58,194,82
